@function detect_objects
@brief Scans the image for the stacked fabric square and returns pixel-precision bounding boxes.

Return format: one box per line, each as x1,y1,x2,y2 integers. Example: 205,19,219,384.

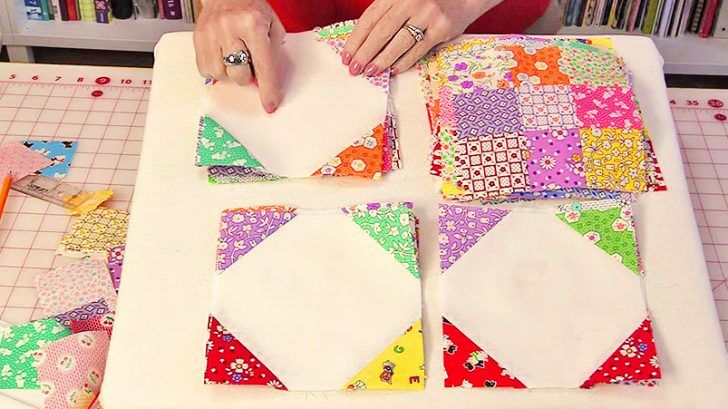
205,202,423,390
439,197,660,388
419,35,667,202
196,21,401,184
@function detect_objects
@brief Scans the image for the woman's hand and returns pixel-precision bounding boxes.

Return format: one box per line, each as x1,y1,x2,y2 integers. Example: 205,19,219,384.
193,0,285,113
343,0,500,76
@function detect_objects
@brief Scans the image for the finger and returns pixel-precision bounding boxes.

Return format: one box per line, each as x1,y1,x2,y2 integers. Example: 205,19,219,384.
245,28,282,113
367,25,417,76
349,8,409,75
269,17,285,46
192,30,209,76
342,0,391,65
223,43,253,86
205,37,228,80
392,34,438,75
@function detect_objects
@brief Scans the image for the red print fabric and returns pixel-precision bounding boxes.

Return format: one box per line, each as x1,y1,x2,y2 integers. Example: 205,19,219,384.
442,318,526,388
204,316,287,390
581,318,661,388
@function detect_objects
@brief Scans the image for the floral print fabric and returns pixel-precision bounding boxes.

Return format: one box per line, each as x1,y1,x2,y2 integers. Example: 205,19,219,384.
419,35,665,202
556,200,640,274
36,331,110,409
57,207,129,257
581,318,660,388
204,315,287,389
313,124,386,179
524,128,586,190
196,116,264,168
35,259,118,316
216,206,297,272
438,203,509,271
346,203,420,278
0,319,71,389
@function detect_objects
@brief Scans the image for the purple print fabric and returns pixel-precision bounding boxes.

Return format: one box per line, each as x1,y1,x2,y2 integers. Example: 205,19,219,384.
438,203,510,271
524,129,586,191
216,207,297,271
107,245,124,292
53,299,110,328
454,88,523,137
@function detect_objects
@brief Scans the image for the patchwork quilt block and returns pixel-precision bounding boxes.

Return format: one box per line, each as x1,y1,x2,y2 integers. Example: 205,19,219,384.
439,199,660,389
419,35,666,202
196,21,400,183
205,203,423,391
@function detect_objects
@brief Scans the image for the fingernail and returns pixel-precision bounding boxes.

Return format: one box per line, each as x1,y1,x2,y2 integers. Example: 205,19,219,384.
263,102,277,113
341,52,352,65
390,66,399,76
349,61,363,75
364,63,378,77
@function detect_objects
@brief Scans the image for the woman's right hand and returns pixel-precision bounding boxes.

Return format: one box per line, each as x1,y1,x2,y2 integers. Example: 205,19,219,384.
193,0,285,113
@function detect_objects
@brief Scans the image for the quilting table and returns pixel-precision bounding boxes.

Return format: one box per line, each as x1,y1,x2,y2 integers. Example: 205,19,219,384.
101,33,728,409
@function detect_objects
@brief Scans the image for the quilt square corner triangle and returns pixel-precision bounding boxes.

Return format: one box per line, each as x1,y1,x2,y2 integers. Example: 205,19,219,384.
208,202,422,391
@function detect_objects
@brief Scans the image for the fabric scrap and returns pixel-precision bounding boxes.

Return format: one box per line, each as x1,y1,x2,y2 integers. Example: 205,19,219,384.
0,319,71,389
0,142,54,182
70,312,115,337
107,245,124,292
57,207,129,257
196,116,265,168
53,299,110,329
36,259,118,316
36,331,110,409
22,140,78,179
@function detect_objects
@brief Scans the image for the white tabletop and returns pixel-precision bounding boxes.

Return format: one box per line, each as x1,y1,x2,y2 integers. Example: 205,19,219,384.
101,32,728,409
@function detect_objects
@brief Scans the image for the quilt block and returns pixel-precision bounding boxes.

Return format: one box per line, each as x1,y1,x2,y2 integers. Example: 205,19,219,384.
420,35,667,202
205,203,423,390
439,199,660,388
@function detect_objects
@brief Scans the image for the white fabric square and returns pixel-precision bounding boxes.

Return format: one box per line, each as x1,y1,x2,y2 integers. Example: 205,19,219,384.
205,31,388,177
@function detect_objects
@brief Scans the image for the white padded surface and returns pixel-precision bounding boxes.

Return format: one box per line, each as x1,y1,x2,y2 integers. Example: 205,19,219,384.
101,32,728,409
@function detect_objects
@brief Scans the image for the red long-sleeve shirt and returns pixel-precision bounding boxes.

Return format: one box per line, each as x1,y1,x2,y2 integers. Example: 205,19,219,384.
267,0,551,33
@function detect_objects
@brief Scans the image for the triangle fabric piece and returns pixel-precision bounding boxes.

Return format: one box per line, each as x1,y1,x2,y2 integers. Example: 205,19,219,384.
555,201,640,274
204,315,287,390
312,124,385,179
580,317,661,388
343,320,425,390
216,206,297,272
315,20,391,93
438,204,510,272
443,318,526,388
196,116,266,168
345,203,420,278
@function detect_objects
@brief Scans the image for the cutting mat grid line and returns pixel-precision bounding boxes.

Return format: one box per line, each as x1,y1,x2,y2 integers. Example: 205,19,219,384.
0,66,151,325
669,88,728,352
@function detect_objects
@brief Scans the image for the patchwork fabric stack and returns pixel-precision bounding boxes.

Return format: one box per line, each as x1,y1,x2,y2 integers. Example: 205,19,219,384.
204,202,423,390
420,36,667,202
440,198,660,388
196,21,401,184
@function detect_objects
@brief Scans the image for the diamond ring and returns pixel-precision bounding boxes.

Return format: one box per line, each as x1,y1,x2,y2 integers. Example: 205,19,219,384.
404,24,425,42
223,49,250,66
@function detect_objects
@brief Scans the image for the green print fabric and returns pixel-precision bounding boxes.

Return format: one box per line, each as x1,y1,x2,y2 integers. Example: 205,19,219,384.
557,206,640,274
196,116,265,168
0,319,71,389
348,205,420,279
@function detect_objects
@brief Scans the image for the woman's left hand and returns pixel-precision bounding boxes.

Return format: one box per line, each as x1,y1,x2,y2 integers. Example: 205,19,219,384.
342,0,500,76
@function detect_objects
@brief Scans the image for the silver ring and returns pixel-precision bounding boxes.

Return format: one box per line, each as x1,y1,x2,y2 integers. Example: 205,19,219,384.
223,49,250,66
404,24,425,42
